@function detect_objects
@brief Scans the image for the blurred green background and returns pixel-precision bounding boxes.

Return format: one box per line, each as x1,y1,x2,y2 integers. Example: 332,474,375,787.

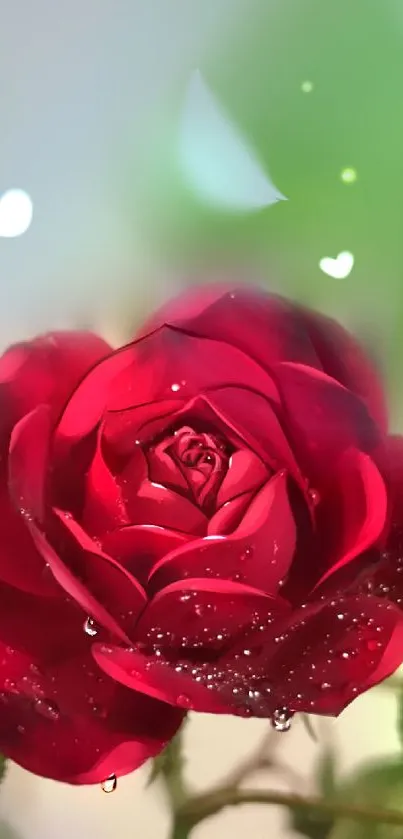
131,0,403,425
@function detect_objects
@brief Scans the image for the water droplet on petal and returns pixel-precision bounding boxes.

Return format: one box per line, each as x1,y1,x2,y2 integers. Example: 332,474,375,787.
240,546,253,562
84,617,98,637
171,383,181,392
194,602,217,617
308,488,320,506
177,694,192,709
102,774,117,793
34,699,60,721
271,707,292,732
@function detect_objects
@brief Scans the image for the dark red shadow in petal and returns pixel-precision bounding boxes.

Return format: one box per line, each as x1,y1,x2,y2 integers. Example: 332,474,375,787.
102,525,190,584
274,362,380,484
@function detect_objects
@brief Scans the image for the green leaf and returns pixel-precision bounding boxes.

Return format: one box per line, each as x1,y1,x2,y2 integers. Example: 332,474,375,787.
290,747,337,839
328,758,403,839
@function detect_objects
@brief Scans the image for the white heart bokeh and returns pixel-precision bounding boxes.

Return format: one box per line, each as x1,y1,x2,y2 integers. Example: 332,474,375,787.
0,189,33,238
319,251,354,279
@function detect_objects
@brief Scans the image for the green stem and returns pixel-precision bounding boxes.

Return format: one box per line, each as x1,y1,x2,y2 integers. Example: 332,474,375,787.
178,787,403,828
168,816,194,839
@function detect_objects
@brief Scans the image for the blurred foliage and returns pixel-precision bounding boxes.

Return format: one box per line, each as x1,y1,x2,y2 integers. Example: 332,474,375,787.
302,714,319,743
291,747,338,839
328,759,403,839
130,0,403,425
396,690,403,751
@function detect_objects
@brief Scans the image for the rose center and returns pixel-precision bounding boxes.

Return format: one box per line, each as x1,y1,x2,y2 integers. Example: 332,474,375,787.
171,426,229,509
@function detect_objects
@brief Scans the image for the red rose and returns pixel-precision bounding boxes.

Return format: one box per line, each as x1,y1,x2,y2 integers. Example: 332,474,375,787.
1,285,403,783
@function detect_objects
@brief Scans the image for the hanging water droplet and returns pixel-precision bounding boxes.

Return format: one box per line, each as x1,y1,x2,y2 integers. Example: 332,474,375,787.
84,617,98,637
102,774,117,793
271,707,292,732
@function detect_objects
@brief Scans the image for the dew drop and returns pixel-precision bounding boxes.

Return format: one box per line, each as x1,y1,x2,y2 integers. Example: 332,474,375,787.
102,774,117,793
34,699,60,721
308,488,320,506
367,639,382,652
17,724,25,735
271,707,292,732
171,383,181,392
177,694,192,709
240,546,253,562
195,602,217,617
84,617,98,637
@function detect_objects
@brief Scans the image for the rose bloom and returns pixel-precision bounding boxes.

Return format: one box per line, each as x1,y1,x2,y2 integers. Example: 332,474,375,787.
1,284,403,784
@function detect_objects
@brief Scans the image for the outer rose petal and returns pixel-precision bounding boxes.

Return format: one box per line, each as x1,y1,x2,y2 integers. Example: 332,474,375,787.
0,640,183,784
0,406,57,595
140,285,387,430
0,331,110,428
314,450,387,589
274,362,380,482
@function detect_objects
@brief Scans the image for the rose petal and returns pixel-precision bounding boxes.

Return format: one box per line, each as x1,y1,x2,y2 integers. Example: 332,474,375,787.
82,429,129,536
141,285,387,431
102,525,190,583
29,523,132,644
106,327,280,412
0,331,110,429
0,405,57,596
149,473,296,595
52,511,147,635
0,641,183,784
208,492,254,535
8,405,51,523
247,595,402,716
314,450,387,589
136,578,287,652
102,400,183,459
138,286,320,372
216,449,269,506
275,362,380,482
92,645,228,713
300,307,388,432
200,390,303,486
125,479,207,536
